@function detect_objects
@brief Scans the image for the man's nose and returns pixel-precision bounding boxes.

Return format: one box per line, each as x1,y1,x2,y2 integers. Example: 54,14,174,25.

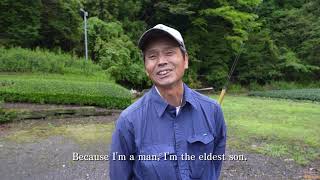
157,55,168,66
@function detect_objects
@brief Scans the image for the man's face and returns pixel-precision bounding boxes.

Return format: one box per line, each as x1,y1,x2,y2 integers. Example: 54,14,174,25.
143,36,188,88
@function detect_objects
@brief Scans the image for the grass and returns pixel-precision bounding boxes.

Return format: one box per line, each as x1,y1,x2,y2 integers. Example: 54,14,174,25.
0,47,103,75
249,89,320,101
0,73,132,109
212,95,320,165
4,122,115,145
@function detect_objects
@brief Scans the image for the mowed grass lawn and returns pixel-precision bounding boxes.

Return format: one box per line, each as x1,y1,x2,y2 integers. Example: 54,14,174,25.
211,95,320,165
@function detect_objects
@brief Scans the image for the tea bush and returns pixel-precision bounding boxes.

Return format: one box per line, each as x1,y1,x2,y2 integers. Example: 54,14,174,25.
0,78,132,109
249,89,320,101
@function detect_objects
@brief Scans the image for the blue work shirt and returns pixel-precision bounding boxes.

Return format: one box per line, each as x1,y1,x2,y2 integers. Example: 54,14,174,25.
110,83,227,180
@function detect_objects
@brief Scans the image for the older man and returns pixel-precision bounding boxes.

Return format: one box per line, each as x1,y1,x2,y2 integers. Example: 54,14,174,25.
110,24,227,180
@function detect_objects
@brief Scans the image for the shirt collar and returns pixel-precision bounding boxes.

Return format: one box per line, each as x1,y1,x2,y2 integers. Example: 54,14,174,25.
150,83,198,117
183,83,198,110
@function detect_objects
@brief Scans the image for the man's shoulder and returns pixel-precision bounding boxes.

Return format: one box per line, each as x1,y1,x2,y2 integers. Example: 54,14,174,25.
190,88,220,108
189,89,225,130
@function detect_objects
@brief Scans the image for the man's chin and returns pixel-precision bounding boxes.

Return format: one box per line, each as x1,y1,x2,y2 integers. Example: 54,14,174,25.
154,80,182,89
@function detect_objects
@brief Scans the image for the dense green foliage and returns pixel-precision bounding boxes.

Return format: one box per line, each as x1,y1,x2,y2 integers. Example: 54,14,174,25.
249,89,320,101
1,0,319,89
0,0,82,51
85,17,150,89
0,76,132,109
0,47,104,75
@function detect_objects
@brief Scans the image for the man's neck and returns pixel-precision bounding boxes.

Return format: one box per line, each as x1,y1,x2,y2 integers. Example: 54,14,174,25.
155,81,184,107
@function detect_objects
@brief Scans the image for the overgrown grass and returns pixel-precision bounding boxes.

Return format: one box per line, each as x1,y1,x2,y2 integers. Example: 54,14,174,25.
0,47,104,75
227,81,320,93
0,74,132,109
249,89,320,101
0,99,17,123
212,95,320,165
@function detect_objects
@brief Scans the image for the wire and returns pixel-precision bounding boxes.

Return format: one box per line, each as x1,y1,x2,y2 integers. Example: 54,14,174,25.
223,2,262,89
218,2,263,104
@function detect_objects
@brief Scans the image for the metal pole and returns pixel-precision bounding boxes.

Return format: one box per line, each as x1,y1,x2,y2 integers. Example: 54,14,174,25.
80,9,88,61
84,11,88,61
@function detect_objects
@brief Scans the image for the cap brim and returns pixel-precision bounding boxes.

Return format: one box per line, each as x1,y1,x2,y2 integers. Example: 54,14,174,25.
138,29,179,51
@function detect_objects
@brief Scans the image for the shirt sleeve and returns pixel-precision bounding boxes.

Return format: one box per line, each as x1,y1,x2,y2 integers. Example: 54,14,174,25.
213,104,227,179
109,115,135,180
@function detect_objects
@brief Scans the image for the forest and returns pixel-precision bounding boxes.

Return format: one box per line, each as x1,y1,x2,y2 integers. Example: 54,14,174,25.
1,0,319,90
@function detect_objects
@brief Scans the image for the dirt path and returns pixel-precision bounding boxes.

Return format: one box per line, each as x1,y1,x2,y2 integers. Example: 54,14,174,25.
0,108,317,179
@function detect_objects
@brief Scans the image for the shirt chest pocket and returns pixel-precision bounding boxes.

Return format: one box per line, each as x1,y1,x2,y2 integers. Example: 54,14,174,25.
138,145,178,180
187,133,215,179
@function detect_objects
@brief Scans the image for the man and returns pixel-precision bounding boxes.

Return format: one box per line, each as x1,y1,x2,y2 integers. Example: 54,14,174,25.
110,24,227,180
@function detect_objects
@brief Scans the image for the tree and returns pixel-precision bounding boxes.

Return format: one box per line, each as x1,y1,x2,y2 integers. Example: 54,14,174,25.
261,0,320,81
83,0,146,41
86,17,150,89
37,0,82,51
0,0,42,47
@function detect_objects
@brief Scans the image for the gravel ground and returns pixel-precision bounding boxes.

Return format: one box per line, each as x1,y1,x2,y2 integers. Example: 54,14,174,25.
0,104,318,180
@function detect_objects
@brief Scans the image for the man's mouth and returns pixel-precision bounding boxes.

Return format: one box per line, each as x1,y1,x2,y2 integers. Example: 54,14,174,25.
157,69,172,76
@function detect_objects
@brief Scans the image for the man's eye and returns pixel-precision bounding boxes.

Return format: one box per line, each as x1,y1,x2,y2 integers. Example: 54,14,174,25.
147,55,156,59
166,51,174,55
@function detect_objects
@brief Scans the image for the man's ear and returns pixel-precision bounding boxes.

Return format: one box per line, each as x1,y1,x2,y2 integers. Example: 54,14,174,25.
145,69,150,77
184,53,189,69
143,60,150,77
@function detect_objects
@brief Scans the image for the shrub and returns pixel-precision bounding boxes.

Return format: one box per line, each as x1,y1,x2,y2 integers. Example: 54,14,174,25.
87,18,149,90
249,89,320,102
0,78,132,109
264,81,320,90
227,84,248,93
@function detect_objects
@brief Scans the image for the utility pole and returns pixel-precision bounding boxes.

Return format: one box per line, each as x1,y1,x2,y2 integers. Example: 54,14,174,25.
80,8,88,61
